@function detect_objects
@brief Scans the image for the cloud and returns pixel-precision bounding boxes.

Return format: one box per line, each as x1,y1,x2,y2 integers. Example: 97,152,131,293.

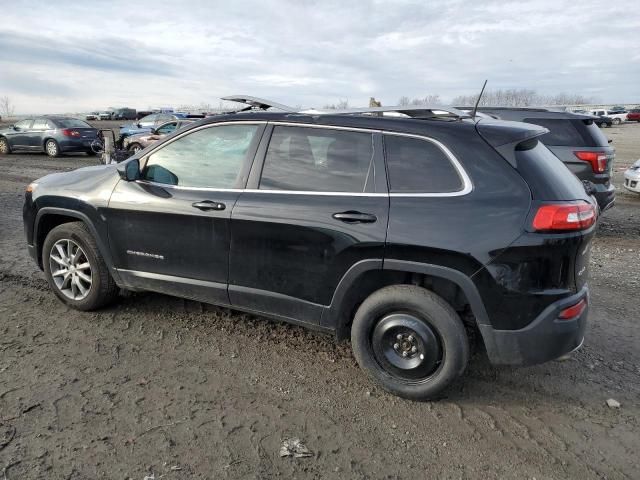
0,0,638,113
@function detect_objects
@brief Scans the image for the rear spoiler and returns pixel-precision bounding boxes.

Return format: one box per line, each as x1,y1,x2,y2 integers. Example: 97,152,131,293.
475,119,549,167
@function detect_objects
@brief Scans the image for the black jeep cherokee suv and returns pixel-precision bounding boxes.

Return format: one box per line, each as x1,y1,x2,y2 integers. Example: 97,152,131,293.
23,109,597,400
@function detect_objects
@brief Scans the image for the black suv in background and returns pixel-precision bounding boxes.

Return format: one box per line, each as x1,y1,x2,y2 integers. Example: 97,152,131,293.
470,108,615,211
23,106,597,400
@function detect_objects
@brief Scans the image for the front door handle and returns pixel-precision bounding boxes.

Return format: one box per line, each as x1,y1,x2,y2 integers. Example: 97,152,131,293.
192,200,226,211
332,211,377,223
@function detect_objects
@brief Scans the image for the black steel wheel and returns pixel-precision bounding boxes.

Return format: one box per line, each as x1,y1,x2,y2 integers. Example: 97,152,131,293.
351,285,469,400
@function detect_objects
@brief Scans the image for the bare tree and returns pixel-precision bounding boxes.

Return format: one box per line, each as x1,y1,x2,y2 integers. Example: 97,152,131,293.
322,99,350,109
452,89,594,107
0,96,15,117
398,95,441,106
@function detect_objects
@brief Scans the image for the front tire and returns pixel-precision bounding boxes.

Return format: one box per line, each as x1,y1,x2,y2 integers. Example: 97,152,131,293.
42,222,119,311
45,139,60,157
0,137,10,154
351,285,469,400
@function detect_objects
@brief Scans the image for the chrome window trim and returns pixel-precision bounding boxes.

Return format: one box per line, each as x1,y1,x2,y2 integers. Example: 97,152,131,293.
135,179,244,192
136,120,473,197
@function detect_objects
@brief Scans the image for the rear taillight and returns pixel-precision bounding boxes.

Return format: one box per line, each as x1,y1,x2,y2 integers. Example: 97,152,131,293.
532,202,596,232
62,129,80,137
558,298,587,320
574,151,607,173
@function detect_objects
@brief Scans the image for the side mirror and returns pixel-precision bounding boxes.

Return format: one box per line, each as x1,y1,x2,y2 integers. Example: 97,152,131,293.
136,123,142,128
11,125,18,130
150,128,157,135
117,159,140,181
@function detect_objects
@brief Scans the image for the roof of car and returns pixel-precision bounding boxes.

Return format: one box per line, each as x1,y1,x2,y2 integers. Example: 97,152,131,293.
182,110,546,147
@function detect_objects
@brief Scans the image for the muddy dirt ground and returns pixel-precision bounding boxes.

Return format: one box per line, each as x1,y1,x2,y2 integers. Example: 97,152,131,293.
0,120,639,479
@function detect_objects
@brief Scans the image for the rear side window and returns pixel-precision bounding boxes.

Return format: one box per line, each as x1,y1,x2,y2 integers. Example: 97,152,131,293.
259,126,373,192
523,118,608,147
32,119,51,129
384,135,463,193
56,118,92,128
143,124,259,188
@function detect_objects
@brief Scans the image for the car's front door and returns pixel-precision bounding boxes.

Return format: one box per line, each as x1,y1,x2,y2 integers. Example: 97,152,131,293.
6,119,33,149
228,124,389,325
107,122,265,304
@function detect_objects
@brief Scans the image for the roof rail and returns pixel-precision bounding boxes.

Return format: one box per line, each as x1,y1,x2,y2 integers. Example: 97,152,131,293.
301,105,471,119
221,95,296,112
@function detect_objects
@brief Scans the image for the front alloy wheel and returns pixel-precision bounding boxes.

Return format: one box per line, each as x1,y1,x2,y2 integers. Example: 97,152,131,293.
0,137,9,154
42,222,119,310
49,239,93,300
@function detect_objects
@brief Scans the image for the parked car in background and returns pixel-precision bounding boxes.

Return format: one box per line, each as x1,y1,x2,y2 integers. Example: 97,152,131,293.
85,112,99,121
593,115,613,128
623,159,640,193
112,108,137,120
23,104,597,400
136,110,153,120
591,109,627,125
98,112,113,120
0,116,98,157
118,113,179,147
472,107,616,211
123,119,194,152
626,108,640,122
608,106,627,114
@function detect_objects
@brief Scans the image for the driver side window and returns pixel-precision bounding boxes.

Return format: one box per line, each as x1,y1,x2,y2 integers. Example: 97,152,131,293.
15,120,33,129
142,124,260,189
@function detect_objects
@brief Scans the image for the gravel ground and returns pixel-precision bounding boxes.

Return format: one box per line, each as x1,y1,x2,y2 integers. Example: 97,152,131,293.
0,121,639,479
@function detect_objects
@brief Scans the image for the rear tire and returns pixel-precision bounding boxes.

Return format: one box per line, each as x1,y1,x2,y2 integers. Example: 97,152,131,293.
0,137,10,154
351,285,469,401
613,118,621,125
42,222,119,311
128,142,143,153
45,139,60,157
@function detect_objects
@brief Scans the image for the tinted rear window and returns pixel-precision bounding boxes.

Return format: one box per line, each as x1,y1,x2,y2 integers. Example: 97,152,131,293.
523,118,608,147
516,141,589,201
56,118,92,128
384,135,463,193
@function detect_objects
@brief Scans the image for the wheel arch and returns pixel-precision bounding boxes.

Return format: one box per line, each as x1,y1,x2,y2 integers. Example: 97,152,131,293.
325,259,491,341
34,208,120,283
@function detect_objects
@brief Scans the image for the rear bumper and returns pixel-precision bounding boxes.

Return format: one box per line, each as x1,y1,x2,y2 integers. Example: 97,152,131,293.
59,139,96,152
592,183,616,211
480,286,589,366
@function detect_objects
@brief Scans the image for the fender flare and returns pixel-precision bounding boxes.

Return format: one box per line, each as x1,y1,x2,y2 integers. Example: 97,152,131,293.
34,207,122,284
326,258,491,339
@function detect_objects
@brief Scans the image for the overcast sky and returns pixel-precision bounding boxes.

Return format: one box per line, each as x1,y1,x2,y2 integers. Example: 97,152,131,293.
0,0,638,113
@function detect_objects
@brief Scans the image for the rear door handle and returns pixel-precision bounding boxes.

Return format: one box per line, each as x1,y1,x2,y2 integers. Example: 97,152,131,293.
192,200,226,211
332,211,377,223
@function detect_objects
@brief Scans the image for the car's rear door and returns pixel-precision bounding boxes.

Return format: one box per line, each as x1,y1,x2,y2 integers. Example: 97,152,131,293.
28,118,51,149
107,121,265,304
228,123,388,326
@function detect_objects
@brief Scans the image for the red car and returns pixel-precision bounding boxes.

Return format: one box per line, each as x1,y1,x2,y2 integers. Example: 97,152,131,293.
627,108,640,122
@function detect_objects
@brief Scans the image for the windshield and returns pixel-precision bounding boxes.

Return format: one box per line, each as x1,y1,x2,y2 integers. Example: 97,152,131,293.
56,118,92,128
